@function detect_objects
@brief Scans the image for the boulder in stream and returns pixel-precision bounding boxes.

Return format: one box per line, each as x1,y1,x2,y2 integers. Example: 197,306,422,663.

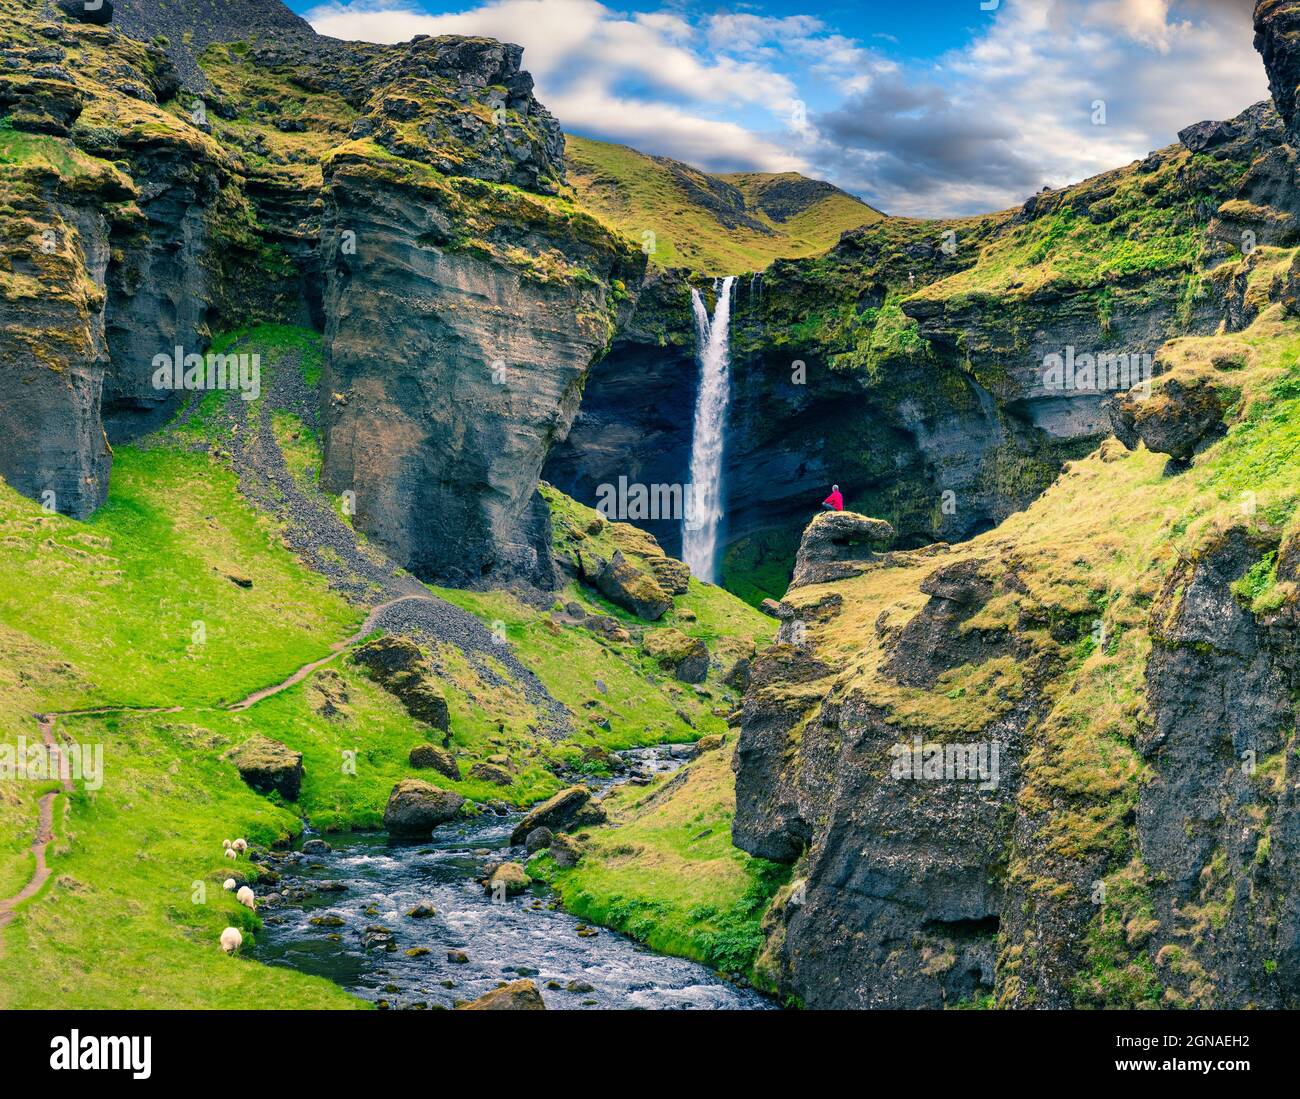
383,779,465,836
509,785,592,845
457,979,546,1010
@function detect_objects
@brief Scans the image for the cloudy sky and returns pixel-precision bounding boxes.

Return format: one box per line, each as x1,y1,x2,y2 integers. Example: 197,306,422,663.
289,0,1268,217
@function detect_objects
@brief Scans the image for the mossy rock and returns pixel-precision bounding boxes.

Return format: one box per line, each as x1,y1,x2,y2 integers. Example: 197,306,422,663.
227,734,303,801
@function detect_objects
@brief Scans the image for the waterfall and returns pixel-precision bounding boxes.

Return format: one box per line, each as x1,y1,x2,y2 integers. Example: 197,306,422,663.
682,275,735,583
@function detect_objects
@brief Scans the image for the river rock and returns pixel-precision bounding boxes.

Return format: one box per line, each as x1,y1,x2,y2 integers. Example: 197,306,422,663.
484,861,529,895
353,637,450,731
227,735,303,801
457,979,546,1010
301,838,331,854
409,743,460,779
525,827,553,853
509,785,592,845
382,779,465,836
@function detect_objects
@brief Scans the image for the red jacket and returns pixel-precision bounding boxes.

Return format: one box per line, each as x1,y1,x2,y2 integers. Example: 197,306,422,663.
823,489,844,511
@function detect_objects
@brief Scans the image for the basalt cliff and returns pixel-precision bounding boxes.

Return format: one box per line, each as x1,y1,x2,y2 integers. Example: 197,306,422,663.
725,0,1300,1009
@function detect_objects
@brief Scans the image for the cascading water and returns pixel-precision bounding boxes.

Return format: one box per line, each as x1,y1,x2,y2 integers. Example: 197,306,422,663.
682,275,736,583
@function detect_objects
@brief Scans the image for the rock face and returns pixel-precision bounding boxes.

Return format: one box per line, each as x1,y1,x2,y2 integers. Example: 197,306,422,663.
353,637,450,732
457,978,546,1010
1256,0,1300,141
1127,528,1300,1007
790,511,895,588
383,779,464,836
318,143,640,586
228,735,303,800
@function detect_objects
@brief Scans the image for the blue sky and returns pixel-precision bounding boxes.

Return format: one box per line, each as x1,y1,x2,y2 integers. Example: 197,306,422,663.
289,0,1268,217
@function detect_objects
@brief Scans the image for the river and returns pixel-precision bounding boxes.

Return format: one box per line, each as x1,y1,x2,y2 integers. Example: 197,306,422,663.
255,747,773,1010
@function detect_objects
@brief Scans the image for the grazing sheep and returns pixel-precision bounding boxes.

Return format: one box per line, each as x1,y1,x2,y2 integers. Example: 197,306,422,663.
223,878,236,892
222,839,232,850
219,927,243,954
236,886,256,910
232,838,248,853
224,848,238,860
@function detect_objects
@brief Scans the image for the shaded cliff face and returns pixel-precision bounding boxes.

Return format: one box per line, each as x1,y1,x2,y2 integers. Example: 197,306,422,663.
0,6,219,512
319,148,640,584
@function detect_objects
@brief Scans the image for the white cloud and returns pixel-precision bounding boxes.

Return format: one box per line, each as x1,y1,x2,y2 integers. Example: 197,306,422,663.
303,0,1271,217
303,0,811,173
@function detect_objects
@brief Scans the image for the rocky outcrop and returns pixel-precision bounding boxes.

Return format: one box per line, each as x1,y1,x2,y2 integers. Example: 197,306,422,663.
1105,339,1242,462
584,551,671,620
408,743,460,779
790,511,894,588
1255,1,1300,141
382,778,464,836
642,628,709,683
353,637,450,732
1106,377,1230,461
228,735,303,800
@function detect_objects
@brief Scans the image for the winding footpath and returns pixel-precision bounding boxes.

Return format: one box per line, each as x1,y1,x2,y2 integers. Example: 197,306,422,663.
0,595,445,952
0,715,73,954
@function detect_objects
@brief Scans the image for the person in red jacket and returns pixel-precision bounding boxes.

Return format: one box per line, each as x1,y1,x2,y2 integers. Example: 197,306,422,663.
822,484,844,511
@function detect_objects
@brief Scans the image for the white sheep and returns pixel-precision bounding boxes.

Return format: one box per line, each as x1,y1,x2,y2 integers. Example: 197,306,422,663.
219,927,243,954
222,839,232,850
224,847,238,860
236,886,256,910
232,838,248,853
223,878,236,892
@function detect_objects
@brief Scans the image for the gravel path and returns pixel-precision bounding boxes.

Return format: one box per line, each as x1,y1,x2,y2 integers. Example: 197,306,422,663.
169,341,572,736
0,715,74,956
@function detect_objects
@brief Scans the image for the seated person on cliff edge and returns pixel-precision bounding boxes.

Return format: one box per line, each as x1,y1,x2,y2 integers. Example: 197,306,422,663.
822,484,844,512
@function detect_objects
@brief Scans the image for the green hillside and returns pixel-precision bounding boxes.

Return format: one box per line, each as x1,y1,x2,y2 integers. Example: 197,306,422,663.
564,134,883,274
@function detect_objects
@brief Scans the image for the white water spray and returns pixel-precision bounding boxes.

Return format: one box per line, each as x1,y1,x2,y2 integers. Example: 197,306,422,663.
682,276,735,583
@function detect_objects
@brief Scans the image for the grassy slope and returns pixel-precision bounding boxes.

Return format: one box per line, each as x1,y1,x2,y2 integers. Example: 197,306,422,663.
564,134,881,274
531,743,788,979
0,321,777,1004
